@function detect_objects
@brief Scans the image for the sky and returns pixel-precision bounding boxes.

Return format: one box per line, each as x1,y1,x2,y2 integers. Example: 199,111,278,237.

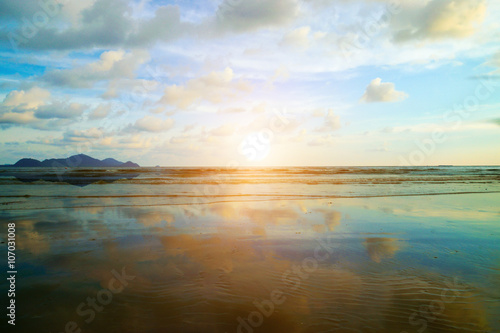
0,0,499,166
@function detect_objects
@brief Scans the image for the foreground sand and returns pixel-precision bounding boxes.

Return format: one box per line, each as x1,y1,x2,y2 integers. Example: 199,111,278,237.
1,189,499,332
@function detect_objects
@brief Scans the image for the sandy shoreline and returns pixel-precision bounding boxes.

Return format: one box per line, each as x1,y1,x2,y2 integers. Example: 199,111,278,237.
1,189,499,332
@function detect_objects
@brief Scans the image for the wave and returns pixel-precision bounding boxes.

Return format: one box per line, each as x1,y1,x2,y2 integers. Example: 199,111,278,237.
0,166,499,186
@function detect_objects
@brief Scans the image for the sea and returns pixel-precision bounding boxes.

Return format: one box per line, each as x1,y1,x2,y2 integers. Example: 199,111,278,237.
0,166,499,332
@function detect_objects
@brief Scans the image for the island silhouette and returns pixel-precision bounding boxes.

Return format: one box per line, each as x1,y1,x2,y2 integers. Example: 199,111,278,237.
0,154,140,187
2,154,139,168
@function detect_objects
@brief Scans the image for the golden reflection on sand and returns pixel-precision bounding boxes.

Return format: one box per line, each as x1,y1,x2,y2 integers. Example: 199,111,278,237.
35,231,491,332
123,207,175,227
5,195,498,332
363,237,403,263
14,219,51,255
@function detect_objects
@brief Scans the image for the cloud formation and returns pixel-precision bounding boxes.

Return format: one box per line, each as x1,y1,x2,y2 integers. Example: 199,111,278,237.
0,0,498,166
161,68,251,109
34,101,85,119
132,115,174,133
361,78,408,103
88,104,112,120
0,87,85,125
392,0,487,42
43,50,149,88
2,87,50,110
2,0,188,50
209,124,235,136
215,0,298,33
316,109,341,132
281,26,311,49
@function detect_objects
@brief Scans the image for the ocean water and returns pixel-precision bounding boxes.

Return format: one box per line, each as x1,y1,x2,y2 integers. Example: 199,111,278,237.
1,166,499,210
0,166,499,332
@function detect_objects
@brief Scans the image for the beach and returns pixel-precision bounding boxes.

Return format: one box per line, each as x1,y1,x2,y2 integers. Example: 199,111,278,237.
1,166,499,332
2,0,500,331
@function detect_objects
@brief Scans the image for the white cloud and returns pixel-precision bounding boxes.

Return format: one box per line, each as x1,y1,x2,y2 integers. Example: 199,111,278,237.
308,134,334,146
311,108,324,117
63,128,106,142
2,87,50,110
266,65,290,89
161,68,251,109
43,50,150,88
0,87,84,126
215,0,299,33
101,78,160,99
251,103,267,113
313,31,327,40
0,111,37,124
35,102,86,119
361,78,408,103
59,127,156,151
132,115,174,133
89,104,112,120
316,109,341,132
281,26,311,49
217,107,246,114
107,135,153,149
2,0,188,50
392,0,487,42
169,135,191,144
209,124,235,136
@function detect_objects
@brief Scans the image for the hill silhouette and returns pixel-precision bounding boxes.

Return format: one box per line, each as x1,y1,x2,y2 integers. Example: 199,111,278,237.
4,154,140,168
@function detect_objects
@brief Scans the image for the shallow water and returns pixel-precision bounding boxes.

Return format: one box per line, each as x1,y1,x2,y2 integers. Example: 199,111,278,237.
0,167,499,332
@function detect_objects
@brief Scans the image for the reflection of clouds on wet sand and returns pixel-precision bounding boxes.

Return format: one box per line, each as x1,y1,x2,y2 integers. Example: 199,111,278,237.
363,237,403,263
203,201,346,239
312,209,342,233
205,201,309,238
20,229,491,332
4,194,498,332
323,210,342,231
160,231,289,276
209,203,238,220
15,219,51,255
3,210,96,256
122,207,175,227
240,206,300,226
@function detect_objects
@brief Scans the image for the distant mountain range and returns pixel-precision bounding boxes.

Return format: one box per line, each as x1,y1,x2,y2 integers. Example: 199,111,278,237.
1,154,140,168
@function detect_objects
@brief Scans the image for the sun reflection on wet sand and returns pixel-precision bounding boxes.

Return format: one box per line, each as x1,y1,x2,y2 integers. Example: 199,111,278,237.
0,192,499,332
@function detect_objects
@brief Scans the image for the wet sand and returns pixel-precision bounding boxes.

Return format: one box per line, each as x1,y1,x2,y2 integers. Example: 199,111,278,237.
1,167,499,332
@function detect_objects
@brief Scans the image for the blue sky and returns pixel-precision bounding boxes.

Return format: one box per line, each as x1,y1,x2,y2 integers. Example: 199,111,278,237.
0,0,499,166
